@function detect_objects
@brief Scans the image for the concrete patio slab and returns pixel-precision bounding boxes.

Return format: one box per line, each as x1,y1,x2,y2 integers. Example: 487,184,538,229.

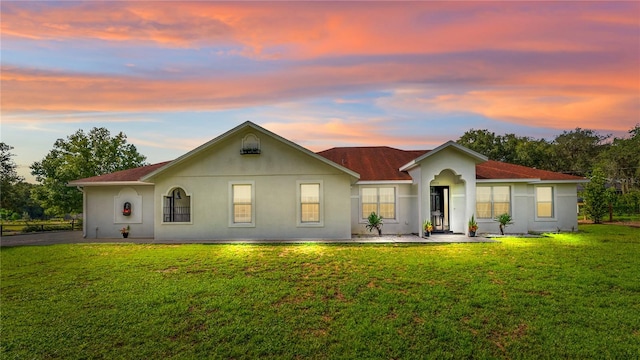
1,231,498,247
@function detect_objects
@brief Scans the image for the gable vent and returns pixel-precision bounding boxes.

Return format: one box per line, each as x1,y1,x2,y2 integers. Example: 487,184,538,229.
241,133,261,155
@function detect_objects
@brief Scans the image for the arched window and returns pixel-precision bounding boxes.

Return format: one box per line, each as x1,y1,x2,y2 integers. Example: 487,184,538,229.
163,187,191,222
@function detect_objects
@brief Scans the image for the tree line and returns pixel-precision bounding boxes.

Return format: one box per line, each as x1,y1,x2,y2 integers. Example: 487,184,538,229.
457,125,640,222
1,125,638,222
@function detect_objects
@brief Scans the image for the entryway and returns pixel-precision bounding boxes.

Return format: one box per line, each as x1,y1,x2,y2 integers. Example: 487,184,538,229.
430,186,450,233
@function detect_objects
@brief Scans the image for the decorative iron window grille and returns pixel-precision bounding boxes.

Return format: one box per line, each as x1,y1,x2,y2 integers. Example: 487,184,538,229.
163,205,191,222
163,188,191,222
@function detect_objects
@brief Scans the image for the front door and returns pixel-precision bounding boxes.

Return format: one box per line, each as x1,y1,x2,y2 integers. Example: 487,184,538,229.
430,186,450,232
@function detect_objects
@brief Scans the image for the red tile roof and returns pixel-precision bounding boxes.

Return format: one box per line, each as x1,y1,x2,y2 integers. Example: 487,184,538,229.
317,146,584,182
70,146,584,185
317,147,428,181
69,161,170,184
476,160,584,181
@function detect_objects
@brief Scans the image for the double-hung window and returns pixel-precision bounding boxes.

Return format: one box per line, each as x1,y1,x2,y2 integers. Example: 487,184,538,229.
476,186,510,219
361,187,396,220
536,186,554,218
230,182,255,226
298,182,323,226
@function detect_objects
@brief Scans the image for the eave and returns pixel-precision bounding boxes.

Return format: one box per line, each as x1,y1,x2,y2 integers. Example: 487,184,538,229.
68,181,154,187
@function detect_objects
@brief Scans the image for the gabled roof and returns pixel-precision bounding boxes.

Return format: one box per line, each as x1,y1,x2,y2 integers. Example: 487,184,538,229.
399,140,488,172
69,121,360,186
68,162,170,186
140,121,359,181
317,147,428,181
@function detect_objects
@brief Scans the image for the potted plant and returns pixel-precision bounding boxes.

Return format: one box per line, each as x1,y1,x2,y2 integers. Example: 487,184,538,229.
496,213,512,235
423,219,433,237
120,225,130,238
365,212,383,236
468,215,478,237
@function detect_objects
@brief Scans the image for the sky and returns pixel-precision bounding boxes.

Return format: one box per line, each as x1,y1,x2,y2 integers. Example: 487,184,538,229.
1,1,639,183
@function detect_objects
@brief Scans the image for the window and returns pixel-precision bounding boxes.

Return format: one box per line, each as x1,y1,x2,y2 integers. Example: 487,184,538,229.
300,183,320,223
536,186,554,218
163,188,191,223
361,187,396,219
476,186,510,219
232,184,253,224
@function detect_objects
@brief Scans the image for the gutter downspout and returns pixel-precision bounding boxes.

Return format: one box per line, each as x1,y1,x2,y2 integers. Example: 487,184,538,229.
77,186,87,238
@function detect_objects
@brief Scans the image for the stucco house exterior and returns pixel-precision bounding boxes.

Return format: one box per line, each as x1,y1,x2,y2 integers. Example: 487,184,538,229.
69,121,586,240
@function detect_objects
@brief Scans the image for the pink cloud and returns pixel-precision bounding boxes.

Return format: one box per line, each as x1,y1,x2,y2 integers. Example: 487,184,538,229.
2,2,637,57
1,2,638,133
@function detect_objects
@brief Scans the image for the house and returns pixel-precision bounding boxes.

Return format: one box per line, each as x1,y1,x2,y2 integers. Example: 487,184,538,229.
69,121,586,240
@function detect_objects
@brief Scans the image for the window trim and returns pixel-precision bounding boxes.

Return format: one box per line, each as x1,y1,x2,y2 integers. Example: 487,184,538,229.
535,185,556,221
359,186,398,223
297,180,324,227
161,186,193,225
229,181,255,227
476,185,512,220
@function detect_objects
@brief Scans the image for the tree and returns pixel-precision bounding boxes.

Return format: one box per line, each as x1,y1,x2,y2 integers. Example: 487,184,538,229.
550,128,609,176
598,124,640,194
457,129,504,161
30,128,147,215
582,167,608,224
514,138,554,170
1,143,24,211
457,129,549,167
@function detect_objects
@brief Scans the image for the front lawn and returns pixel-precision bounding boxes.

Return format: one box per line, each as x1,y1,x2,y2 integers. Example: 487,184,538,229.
2,225,639,359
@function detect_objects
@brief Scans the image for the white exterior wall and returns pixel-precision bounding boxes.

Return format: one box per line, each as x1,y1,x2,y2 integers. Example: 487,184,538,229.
526,183,579,233
83,185,155,238
151,129,353,240
415,147,479,235
350,183,417,235
475,182,579,234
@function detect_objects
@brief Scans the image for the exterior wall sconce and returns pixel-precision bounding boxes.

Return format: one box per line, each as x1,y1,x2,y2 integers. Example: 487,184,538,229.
123,202,132,216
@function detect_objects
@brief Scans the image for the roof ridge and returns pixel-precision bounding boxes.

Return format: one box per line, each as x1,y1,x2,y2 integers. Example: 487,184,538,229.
317,146,429,152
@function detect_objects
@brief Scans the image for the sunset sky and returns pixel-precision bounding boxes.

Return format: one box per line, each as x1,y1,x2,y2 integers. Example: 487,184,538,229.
2,1,639,182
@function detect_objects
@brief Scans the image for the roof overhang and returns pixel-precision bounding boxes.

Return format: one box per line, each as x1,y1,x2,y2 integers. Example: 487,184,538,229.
68,181,154,187
530,179,590,184
476,179,537,183
399,141,488,172
356,180,414,185
476,179,589,184
141,121,360,182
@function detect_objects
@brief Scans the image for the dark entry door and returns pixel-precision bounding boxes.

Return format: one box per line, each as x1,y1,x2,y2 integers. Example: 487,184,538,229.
430,186,450,232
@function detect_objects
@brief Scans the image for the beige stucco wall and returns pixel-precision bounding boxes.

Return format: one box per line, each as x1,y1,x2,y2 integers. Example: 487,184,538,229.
83,185,155,238
150,128,354,240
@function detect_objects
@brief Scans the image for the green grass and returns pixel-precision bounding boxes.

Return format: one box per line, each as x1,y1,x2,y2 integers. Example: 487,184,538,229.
2,225,639,359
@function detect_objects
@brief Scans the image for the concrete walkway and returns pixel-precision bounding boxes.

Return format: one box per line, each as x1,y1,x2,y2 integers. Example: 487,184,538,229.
1,231,497,247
